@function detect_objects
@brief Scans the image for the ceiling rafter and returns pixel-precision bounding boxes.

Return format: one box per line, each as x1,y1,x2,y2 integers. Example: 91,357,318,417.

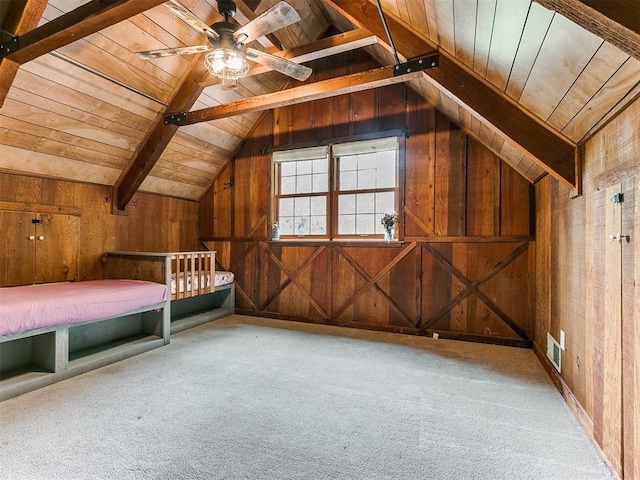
534,0,640,61
113,57,209,212
325,0,579,189
115,30,380,210
0,0,47,107
165,57,438,127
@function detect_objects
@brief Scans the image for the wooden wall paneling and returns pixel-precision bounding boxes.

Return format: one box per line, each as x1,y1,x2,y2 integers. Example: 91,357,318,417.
622,176,638,479
215,164,233,239
518,14,603,121
232,114,270,238
546,42,629,134
385,245,420,327
292,89,314,145
0,210,36,287
477,243,531,338
421,243,459,330
485,0,530,91
35,212,79,284
472,0,497,78
466,138,500,236
198,185,215,239
377,82,406,132
0,172,198,284
500,162,531,236
230,241,259,311
504,2,555,101
273,105,293,147
331,247,369,323
591,184,607,448
311,56,334,142
404,92,435,238
534,177,553,351
603,184,623,474
434,112,466,236
632,176,640,479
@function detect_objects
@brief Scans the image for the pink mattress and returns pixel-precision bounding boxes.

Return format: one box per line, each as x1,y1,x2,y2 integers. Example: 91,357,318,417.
0,280,168,337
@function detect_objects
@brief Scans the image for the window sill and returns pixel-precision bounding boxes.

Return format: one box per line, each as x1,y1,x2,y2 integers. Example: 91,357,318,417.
269,238,404,246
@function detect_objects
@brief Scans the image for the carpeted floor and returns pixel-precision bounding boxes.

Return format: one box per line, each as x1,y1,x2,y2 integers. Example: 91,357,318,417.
0,315,613,479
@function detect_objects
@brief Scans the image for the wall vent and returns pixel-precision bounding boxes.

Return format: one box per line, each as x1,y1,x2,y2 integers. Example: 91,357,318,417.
547,332,562,373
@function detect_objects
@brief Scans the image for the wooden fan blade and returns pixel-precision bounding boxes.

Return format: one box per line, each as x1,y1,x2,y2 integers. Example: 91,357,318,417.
164,0,219,41
246,48,311,81
234,1,300,45
135,44,214,59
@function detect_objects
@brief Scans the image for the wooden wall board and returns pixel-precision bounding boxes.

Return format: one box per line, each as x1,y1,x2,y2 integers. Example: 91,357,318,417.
0,171,198,287
504,2,555,101
622,176,638,479
500,163,531,236
466,139,500,236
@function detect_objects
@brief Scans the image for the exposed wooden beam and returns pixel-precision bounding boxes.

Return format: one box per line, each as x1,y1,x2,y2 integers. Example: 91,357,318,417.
114,30,380,209
534,0,640,61
0,0,47,107
113,59,209,211
1,0,166,65
198,28,379,86
166,57,438,126
325,0,579,189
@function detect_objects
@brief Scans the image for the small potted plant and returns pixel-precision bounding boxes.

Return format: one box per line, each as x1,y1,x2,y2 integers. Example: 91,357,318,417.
381,212,398,242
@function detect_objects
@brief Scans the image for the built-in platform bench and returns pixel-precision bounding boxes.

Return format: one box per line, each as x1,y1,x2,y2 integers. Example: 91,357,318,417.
0,280,169,401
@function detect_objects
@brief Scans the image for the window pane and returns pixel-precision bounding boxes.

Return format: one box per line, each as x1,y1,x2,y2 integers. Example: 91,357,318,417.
279,216,294,235
280,162,296,176
357,167,376,189
296,174,312,193
338,194,355,215
356,193,375,214
280,176,295,194
340,156,358,171
295,217,310,235
340,170,357,190
310,216,326,235
356,214,375,234
297,160,313,175
310,196,325,215
376,168,396,188
312,173,328,192
338,214,356,234
279,198,294,216
313,159,328,173
375,192,395,215
294,197,310,216
376,151,396,169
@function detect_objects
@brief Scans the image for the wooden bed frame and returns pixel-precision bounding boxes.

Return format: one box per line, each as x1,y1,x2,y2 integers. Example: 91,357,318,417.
106,251,235,334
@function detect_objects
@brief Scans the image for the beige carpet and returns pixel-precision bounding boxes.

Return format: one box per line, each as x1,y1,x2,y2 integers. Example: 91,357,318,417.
0,315,613,479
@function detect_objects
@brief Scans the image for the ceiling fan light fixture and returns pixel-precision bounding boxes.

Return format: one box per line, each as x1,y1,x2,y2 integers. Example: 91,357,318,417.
205,48,249,80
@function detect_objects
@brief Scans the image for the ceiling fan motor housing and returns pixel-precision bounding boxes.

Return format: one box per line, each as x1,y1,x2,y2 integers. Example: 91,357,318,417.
218,0,237,19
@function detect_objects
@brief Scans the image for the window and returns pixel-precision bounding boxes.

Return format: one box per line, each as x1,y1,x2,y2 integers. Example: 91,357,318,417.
273,137,399,240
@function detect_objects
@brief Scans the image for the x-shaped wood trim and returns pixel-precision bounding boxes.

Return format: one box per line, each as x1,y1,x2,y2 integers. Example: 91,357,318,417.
333,243,418,328
225,240,259,311
420,242,530,339
259,242,329,319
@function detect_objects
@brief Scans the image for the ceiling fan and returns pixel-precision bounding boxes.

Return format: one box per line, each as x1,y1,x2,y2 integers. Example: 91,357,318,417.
135,0,312,88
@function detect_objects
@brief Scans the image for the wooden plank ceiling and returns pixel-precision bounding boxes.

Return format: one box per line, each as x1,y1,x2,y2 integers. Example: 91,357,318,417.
0,0,638,204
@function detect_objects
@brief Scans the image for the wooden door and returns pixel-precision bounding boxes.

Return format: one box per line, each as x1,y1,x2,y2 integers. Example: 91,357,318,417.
34,213,80,284
0,210,36,287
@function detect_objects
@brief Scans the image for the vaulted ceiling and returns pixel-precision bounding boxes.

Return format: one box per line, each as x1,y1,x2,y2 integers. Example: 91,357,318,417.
1,0,639,208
